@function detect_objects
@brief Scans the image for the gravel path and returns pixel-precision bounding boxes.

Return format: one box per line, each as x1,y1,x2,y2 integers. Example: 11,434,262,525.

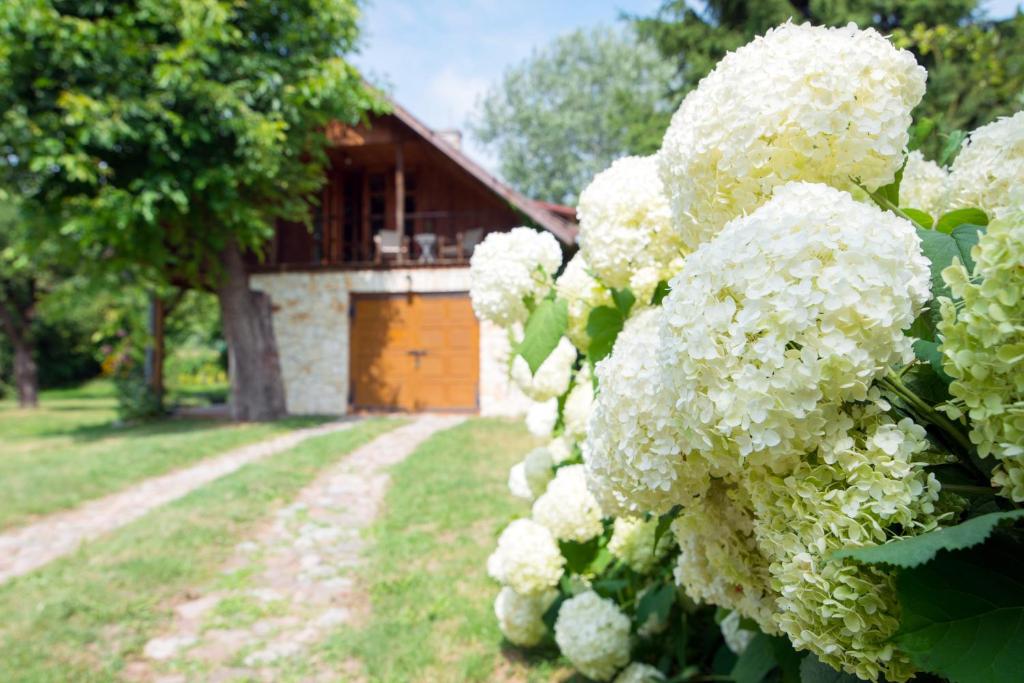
0,419,365,584
126,414,465,683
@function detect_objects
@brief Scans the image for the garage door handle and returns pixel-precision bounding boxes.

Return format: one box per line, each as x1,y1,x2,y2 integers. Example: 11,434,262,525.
407,349,428,368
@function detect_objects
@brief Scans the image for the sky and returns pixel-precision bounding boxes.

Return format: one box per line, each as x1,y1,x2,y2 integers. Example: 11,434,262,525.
353,0,1023,173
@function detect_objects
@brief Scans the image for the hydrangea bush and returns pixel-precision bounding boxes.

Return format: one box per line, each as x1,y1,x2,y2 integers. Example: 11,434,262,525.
473,20,1022,683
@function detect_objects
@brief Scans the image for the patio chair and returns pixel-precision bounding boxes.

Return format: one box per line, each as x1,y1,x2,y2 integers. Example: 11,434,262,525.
439,228,485,261
373,229,410,263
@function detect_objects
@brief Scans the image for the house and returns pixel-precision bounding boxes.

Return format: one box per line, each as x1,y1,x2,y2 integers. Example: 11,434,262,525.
248,99,578,415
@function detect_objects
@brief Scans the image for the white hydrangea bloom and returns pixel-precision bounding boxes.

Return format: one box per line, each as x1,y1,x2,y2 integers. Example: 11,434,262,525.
614,662,666,683
469,227,563,327
526,398,558,438
577,155,686,290
658,22,926,249
563,366,595,442
533,464,604,543
658,183,930,474
487,519,565,596
948,110,1024,218
548,436,574,465
508,462,533,500
719,611,756,655
557,253,614,352
585,308,710,516
672,482,779,635
521,446,555,499
554,591,632,682
900,150,949,216
511,336,577,401
608,516,673,573
494,586,557,647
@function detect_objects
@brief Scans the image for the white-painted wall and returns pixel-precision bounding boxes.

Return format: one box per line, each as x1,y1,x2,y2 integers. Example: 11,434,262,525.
250,267,530,416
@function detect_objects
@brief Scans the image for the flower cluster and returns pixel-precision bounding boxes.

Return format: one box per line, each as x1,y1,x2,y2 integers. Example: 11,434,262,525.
658,22,926,249
533,464,604,542
900,150,949,216
939,209,1024,500
487,519,565,596
948,111,1024,219
494,587,557,647
469,227,562,326
607,516,672,573
577,155,685,293
554,591,632,681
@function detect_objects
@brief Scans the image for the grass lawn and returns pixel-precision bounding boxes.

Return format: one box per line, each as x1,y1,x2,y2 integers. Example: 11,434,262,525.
0,417,400,683
320,418,571,683
0,380,328,529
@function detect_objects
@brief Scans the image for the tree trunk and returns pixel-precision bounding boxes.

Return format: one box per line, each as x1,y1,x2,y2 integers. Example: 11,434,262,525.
0,298,38,409
216,239,287,421
12,339,38,408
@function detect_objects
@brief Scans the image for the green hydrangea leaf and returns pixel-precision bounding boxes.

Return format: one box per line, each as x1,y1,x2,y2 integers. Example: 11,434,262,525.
518,297,568,374
915,225,984,303
938,129,967,167
635,582,675,628
799,653,860,683
586,305,626,363
653,504,682,553
651,280,670,306
935,207,988,234
876,158,905,207
611,287,636,316
900,207,934,229
730,633,776,683
559,537,599,574
912,339,953,383
894,538,1024,683
831,510,1024,568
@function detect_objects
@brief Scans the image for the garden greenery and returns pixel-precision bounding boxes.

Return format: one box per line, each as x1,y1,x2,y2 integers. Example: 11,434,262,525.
470,20,1022,683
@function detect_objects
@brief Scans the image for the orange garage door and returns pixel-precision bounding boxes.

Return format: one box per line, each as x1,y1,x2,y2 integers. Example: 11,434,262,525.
349,292,479,411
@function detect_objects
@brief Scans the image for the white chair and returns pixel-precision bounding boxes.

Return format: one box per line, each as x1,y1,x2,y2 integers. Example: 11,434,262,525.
373,230,410,263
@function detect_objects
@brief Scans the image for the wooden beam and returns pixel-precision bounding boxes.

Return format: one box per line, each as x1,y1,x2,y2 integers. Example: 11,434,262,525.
395,141,405,258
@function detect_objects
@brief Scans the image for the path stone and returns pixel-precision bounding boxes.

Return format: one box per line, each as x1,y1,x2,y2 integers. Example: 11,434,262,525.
130,414,464,683
0,419,364,584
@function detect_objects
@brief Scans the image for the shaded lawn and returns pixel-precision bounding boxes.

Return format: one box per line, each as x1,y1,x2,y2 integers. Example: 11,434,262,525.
0,380,329,529
0,417,400,683
320,418,571,683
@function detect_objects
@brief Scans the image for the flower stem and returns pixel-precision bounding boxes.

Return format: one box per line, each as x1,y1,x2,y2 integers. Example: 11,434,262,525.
879,370,974,454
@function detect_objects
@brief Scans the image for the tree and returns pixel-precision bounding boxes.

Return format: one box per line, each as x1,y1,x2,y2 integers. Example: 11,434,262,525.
633,1,1022,159
471,26,676,206
0,0,378,419
0,202,41,407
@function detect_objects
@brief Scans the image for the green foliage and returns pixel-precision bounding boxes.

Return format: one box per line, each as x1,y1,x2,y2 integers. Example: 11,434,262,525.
800,653,861,682
832,510,1024,568
915,224,983,310
894,538,1024,683
585,287,636,363
935,207,989,234
0,0,378,285
471,26,676,205
517,297,569,374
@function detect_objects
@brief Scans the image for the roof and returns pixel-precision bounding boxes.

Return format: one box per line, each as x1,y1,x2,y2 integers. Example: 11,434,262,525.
384,99,579,245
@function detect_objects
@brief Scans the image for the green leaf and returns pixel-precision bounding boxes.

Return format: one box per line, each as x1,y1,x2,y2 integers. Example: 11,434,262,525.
899,207,934,229
730,633,776,683
542,594,567,632
768,636,803,683
559,537,600,574
592,578,629,599
915,225,983,303
611,287,636,316
935,207,988,234
654,504,682,553
636,582,675,628
908,117,936,151
651,280,670,306
876,158,905,207
912,339,953,383
799,653,860,683
938,129,967,167
895,538,1024,683
586,305,626,363
518,297,569,374
831,510,1024,568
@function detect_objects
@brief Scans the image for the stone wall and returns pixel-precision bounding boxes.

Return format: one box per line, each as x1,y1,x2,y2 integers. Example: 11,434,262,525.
251,268,529,416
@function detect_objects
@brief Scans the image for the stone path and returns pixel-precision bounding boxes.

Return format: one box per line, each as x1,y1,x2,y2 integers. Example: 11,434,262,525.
126,414,465,683
0,419,365,584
